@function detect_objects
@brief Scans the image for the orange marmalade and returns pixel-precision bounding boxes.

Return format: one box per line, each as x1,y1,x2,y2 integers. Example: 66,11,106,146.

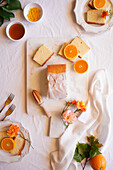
27,7,41,22
9,24,25,40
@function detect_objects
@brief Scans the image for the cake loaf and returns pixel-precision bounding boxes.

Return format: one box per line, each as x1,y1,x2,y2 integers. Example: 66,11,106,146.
47,64,67,99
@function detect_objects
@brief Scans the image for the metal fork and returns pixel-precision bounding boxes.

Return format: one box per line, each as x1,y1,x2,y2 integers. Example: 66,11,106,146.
0,0,8,6
1,104,16,121
0,93,15,113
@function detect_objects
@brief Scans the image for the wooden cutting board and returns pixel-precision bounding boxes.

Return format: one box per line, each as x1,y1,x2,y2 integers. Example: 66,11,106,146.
26,38,89,138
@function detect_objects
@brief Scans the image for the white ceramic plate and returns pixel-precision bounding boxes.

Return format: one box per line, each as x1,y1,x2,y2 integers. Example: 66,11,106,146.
74,0,113,33
0,120,30,163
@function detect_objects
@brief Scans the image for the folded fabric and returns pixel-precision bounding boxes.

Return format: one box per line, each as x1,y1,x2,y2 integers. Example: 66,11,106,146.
50,69,111,170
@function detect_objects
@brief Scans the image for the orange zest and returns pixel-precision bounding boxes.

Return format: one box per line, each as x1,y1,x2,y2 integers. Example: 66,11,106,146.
73,59,88,74
76,101,86,111
7,124,20,138
64,44,78,59
1,137,15,152
89,154,107,170
93,0,105,9
27,7,41,22
101,11,109,19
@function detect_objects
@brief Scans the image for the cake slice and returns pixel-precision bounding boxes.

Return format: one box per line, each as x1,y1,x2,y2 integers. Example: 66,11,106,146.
89,0,94,8
47,64,67,99
71,36,90,58
58,43,79,62
58,42,69,57
10,135,25,155
33,44,54,66
87,9,106,25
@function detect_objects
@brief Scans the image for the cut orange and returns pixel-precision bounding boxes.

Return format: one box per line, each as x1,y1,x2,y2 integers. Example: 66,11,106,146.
73,59,88,74
64,44,78,60
1,137,15,152
93,0,105,9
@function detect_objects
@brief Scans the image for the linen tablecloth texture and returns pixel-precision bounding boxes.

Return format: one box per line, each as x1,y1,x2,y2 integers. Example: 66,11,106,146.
0,0,113,169
50,70,111,170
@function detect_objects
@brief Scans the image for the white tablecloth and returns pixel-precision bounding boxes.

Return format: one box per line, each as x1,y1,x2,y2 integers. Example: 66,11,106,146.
0,0,113,169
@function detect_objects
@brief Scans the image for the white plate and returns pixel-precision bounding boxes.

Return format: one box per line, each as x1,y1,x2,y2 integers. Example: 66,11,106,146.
74,0,113,33
0,120,30,163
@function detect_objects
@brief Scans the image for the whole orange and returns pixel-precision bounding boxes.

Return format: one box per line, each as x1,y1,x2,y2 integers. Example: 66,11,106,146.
89,154,106,170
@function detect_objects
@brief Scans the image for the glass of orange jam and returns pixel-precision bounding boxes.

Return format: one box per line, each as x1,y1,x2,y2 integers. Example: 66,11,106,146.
6,21,26,41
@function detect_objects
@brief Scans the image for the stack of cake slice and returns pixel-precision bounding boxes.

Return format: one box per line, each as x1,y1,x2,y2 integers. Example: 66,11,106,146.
87,0,111,25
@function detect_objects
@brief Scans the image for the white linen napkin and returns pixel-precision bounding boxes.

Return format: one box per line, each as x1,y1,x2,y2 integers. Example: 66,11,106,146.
50,69,111,170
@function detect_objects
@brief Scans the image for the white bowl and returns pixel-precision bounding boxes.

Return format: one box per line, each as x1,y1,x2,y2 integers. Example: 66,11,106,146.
6,21,26,41
23,3,43,23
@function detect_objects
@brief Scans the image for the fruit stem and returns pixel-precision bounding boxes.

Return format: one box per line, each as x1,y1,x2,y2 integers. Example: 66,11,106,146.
82,158,88,170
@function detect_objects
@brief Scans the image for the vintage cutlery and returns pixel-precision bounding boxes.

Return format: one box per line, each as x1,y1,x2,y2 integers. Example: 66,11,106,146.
32,90,51,118
1,104,16,121
0,0,8,6
0,93,15,113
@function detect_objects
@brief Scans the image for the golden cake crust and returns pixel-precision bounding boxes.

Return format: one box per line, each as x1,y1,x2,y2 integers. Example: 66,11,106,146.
47,64,66,74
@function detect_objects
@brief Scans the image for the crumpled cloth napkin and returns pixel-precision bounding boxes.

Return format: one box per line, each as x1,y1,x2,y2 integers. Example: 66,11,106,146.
50,69,111,170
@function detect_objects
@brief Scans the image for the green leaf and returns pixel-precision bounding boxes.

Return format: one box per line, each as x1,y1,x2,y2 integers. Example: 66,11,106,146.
109,10,113,19
74,147,85,162
78,143,90,158
89,146,101,158
87,135,95,144
0,16,4,26
6,0,22,10
0,7,14,20
73,143,91,162
96,143,103,148
1,6,14,13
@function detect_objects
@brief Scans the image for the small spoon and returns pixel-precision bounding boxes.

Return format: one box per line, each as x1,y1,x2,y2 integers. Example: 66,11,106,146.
32,90,51,118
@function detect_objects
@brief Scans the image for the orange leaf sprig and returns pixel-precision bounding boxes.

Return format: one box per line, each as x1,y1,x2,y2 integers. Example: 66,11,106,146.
61,100,86,127
7,124,20,138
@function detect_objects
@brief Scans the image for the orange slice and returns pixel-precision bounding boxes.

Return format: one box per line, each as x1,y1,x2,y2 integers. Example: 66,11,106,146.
1,137,15,152
93,0,105,9
64,44,78,60
73,59,88,74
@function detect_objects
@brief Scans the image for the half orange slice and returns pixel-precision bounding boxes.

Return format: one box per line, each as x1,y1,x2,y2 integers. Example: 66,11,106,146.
64,44,78,60
93,0,105,9
1,137,15,152
74,59,88,74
